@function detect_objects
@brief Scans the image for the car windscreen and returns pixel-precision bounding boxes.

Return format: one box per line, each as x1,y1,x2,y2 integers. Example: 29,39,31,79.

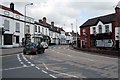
26,43,36,48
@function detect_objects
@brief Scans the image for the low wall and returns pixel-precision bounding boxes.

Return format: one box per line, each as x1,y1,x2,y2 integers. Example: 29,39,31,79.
73,47,119,57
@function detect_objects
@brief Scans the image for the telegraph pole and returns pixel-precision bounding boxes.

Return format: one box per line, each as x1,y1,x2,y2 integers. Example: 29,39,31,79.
76,19,78,47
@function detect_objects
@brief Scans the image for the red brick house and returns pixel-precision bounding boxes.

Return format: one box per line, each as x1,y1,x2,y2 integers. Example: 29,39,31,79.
79,3,120,50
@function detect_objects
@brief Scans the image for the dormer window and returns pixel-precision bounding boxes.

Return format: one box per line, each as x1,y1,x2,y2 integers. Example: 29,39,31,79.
105,25,109,33
98,25,102,33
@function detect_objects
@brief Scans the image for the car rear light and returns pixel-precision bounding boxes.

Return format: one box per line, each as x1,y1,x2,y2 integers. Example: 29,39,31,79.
32,48,37,52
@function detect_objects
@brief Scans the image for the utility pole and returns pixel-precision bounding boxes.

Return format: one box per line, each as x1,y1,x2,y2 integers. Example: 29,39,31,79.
76,19,78,47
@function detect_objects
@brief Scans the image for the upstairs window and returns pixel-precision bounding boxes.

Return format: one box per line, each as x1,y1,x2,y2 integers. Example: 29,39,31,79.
26,25,30,33
82,29,86,35
105,25,109,33
46,28,47,35
34,25,37,32
4,20,9,31
38,26,40,33
98,25,102,33
93,27,96,34
16,22,20,32
42,27,44,34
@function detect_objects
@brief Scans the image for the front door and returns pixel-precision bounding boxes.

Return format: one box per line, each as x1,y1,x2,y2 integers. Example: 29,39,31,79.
4,34,13,45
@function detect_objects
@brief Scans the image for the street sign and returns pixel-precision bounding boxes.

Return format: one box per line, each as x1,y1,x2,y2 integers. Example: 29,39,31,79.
96,39,115,48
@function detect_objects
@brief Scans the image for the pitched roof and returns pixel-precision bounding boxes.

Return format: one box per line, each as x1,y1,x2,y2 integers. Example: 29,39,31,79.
65,32,70,36
0,5,23,16
80,13,116,28
49,26,60,33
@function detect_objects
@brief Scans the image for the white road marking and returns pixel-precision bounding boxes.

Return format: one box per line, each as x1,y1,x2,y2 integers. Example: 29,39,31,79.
31,64,35,66
28,61,32,64
42,62,49,70
20,61,23,64
17,54,21,62
22,54,28,62
35,66,40,69
48,69,78,78
42,62,79,78
23,65,27,67
30,55,32,59
1,66,32,71
2,54,17,57
17,54,27,67
42,70,48,74
49,74,57,78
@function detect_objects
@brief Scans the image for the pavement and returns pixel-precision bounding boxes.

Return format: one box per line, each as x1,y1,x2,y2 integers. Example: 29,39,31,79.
72,46,119,57
0,47,23,56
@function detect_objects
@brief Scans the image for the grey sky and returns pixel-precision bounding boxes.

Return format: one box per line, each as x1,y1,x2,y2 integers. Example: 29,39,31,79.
1,0,119,32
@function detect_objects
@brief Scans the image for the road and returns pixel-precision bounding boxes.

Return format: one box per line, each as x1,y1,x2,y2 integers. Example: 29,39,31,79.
1,45,118,79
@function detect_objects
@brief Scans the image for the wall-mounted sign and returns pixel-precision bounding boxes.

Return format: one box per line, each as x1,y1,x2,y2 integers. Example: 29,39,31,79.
96,39,114,47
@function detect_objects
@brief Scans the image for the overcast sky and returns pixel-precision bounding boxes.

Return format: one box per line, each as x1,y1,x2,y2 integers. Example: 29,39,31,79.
1,0,120,33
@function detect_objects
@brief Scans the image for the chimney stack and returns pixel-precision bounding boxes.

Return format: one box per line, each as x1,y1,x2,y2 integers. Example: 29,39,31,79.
115,1,120,26
10,3,14,11
51,21,54,27
43,17,46,24
39,19,42,23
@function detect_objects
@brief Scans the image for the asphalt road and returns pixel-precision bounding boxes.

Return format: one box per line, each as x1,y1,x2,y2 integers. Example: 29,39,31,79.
1,45,119,79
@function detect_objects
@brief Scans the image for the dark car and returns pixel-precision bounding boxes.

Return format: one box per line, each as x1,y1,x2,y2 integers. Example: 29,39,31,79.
23,43,37,55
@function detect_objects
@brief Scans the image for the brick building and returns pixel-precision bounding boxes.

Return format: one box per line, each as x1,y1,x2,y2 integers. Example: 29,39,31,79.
79,2,120,50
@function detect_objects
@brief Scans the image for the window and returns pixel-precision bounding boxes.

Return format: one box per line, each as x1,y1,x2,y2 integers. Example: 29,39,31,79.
26,25,30,33
105,25,109,33
82,29,86,35
42,27,44,34
16,36,19,43
46,29,47,35
38,26,40,33
34,25,37,32
16,22,20,32
98,25,102,33
93,27,96,34
4,20,9,31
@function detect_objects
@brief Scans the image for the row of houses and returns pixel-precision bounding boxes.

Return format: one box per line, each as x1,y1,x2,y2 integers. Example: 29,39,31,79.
79,2,120,50
0,3,79,48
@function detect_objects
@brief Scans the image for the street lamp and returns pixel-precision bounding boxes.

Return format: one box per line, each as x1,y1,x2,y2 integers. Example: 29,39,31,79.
76,19,78,47
24,3,33,30
24,3,33,46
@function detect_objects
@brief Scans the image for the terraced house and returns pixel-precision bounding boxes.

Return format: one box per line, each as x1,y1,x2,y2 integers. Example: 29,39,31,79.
0,3,25,48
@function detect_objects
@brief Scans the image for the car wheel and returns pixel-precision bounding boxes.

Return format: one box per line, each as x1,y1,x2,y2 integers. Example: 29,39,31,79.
23,51,26,55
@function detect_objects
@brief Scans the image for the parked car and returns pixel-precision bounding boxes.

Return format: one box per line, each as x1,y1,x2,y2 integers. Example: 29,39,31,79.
23,43,37,55
41,41,48,49
37,43,44,54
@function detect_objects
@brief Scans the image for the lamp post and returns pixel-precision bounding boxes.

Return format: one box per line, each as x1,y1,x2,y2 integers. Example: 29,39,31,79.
24,3,33,30
24,3,33,46
76,19,78,47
